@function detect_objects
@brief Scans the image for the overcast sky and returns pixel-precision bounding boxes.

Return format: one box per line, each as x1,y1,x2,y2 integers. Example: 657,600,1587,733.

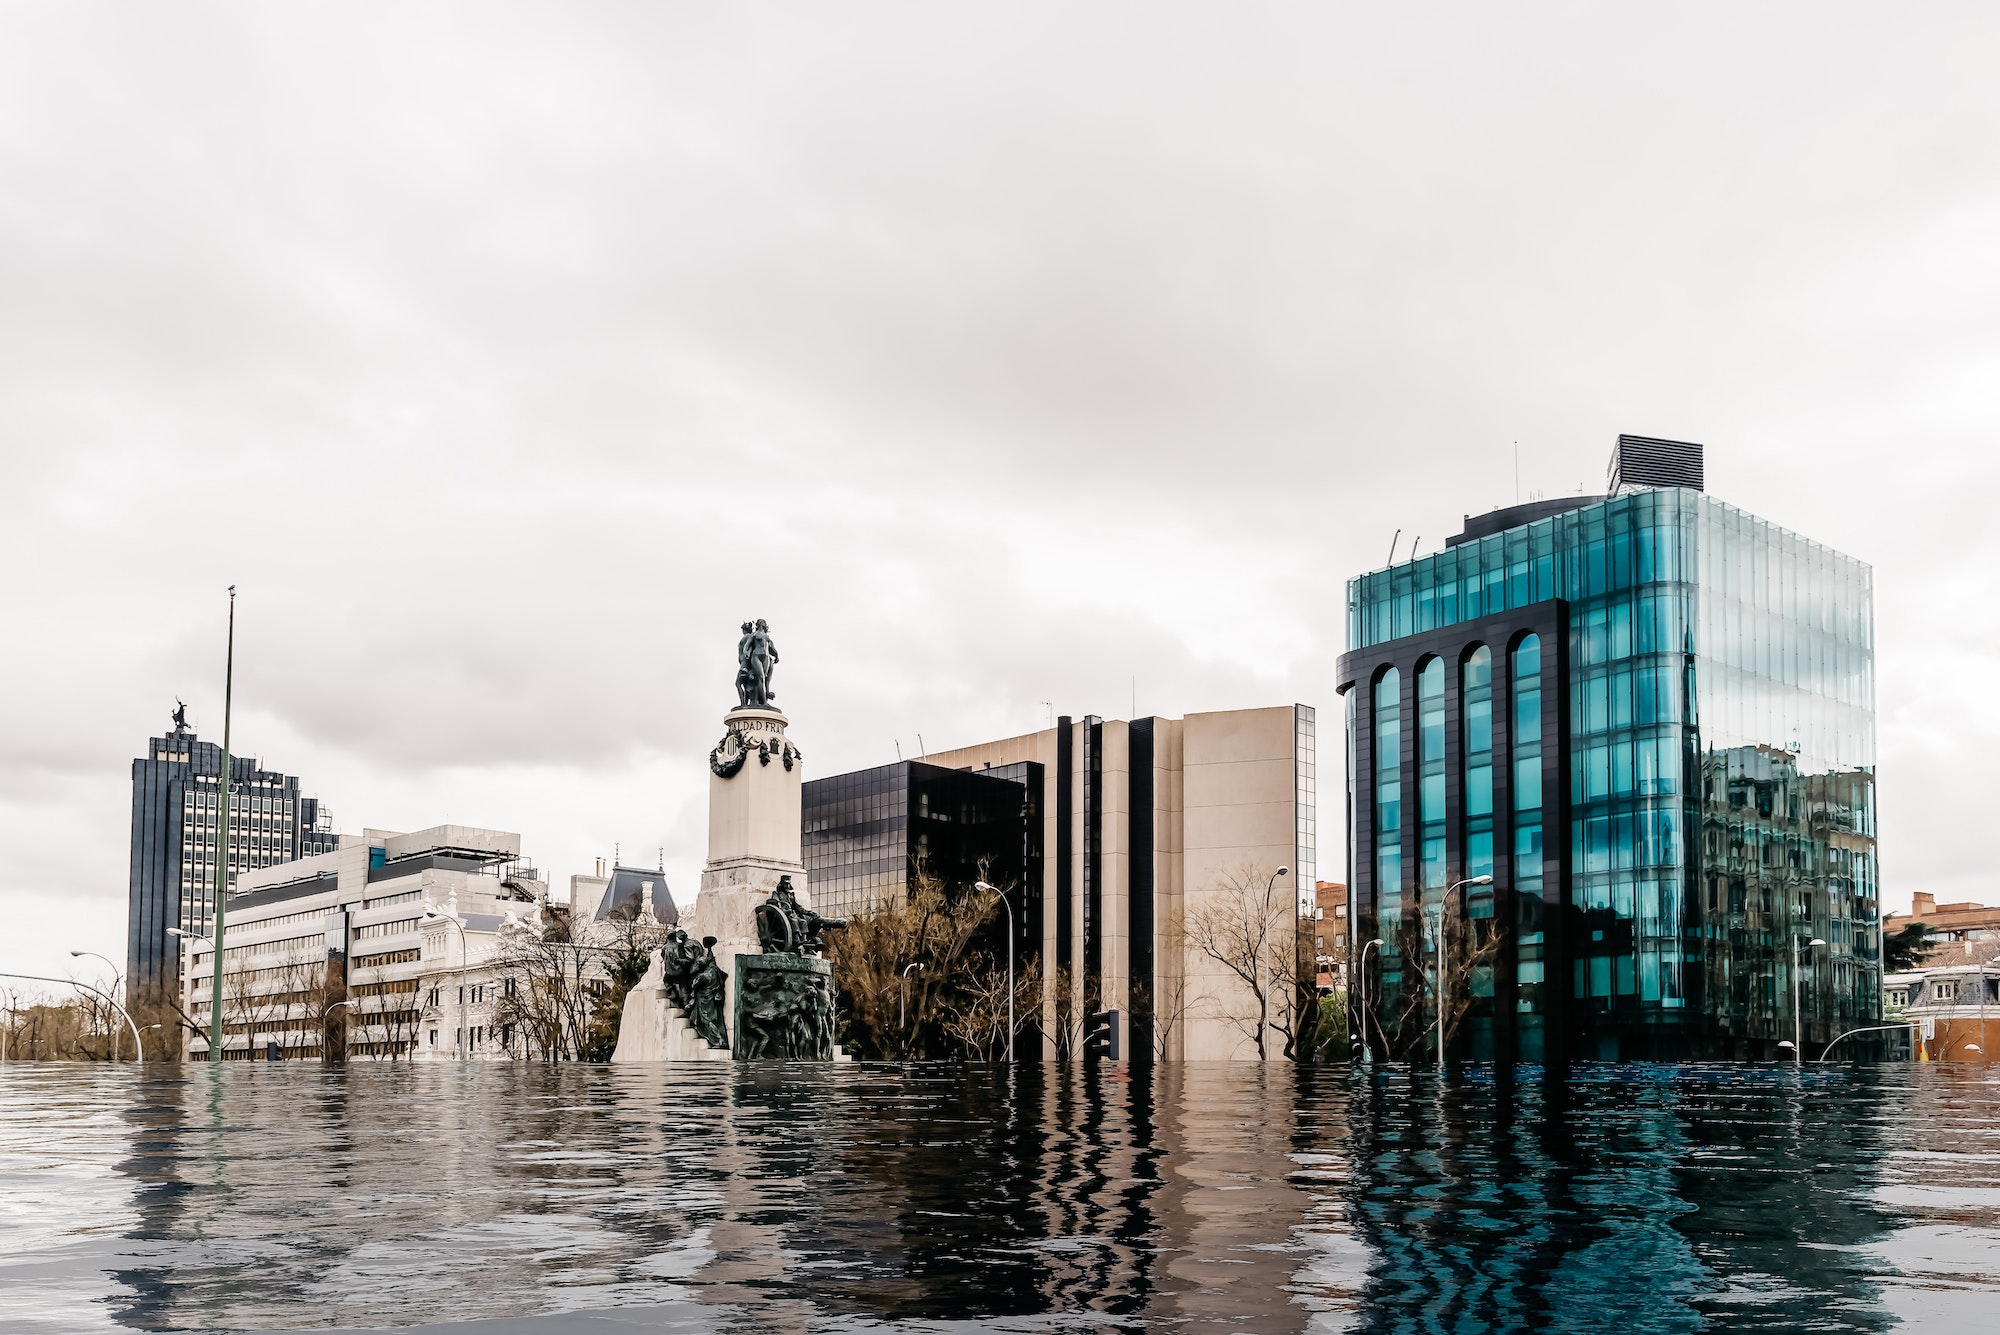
4,4,1996,991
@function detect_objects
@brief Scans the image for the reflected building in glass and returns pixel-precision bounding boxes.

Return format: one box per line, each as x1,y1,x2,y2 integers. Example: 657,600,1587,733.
1337,437,1879,1061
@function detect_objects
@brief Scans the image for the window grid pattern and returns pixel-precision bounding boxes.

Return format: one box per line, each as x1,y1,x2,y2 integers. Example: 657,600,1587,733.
1294,705,1317,900
1343,487,1878,1055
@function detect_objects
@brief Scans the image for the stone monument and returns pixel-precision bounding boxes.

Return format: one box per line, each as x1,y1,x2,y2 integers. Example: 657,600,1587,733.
614,619,848,1063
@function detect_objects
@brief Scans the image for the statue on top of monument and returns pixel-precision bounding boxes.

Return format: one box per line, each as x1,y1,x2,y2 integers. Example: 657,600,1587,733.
172,700,189,732
734,618,781,710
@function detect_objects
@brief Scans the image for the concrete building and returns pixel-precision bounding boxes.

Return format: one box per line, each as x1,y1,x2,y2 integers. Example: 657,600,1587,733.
1884,893,2000,962
180,824,577,1062
127,717,336,1019
1312,881,1349,993
1338,435,1880,1062
819,705,1317,1061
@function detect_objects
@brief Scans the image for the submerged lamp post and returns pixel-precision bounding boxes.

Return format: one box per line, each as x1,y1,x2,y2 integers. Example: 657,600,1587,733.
1432,875,1494,1069
1260,867,1289,1059
1792,934,1827,1062
69,950,124,1060
208,586,237,1065
975,881,1016,1062
899,961,924,1035
1358,937,1385,1061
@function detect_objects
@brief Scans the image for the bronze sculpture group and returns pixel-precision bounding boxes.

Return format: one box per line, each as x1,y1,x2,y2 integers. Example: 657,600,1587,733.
658,929,730,1051
734,618,780,710
737,875,847,1060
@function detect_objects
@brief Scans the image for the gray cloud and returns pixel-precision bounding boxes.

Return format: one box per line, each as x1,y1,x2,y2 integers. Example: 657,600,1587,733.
3,3,1996,978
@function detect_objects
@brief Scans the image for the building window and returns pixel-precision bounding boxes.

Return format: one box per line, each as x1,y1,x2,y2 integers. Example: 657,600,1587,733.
1933,980,1959,1003
1374,668,1402,918
1462,647,1494,885
1512,634,1546,1017
1419,658,1446,892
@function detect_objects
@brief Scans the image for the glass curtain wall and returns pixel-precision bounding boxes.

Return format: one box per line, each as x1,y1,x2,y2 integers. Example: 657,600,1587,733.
1511,635,1547,1058
1345,489,1877,1056
1373,670,1405,1021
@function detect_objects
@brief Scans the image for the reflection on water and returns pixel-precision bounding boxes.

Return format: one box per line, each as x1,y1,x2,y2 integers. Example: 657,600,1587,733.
0,1063,1995,1333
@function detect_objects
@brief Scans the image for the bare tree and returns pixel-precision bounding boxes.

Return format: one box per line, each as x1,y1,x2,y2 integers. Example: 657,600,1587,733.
944,955,1043,1060
1044,963,1091,1063
1377,910,1505,1061
1187,862,1301,1060
826,861,1006,1059
1128,909,1191,1060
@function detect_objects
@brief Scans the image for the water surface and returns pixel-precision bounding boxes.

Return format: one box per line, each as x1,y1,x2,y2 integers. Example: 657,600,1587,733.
2,1063,1995,1333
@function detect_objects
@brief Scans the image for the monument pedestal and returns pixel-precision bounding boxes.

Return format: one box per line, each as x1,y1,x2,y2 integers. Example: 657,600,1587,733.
613,633,849,1064
690,706,812,1036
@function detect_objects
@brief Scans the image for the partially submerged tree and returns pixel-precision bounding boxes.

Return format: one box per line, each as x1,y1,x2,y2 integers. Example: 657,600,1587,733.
1187,862,1306,1060
1377,906,1505,1062
826,861,1015,1059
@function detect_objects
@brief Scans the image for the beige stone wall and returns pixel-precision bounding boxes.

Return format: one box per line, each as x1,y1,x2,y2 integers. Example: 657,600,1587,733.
922,705,1306,1062
923,726,1062,1046
1179,706,1301,1061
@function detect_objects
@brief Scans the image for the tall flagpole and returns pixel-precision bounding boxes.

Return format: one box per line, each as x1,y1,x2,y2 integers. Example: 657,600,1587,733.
208,586,236,1065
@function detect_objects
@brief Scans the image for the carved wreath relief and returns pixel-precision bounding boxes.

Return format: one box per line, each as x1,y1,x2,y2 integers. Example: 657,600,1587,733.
708,728,802,778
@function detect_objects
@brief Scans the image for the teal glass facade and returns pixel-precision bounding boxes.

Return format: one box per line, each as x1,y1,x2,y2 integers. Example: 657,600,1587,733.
1339,488,1878,1061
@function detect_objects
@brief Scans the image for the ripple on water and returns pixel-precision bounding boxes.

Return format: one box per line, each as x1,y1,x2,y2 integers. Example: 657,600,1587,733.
0,1062,1996,1333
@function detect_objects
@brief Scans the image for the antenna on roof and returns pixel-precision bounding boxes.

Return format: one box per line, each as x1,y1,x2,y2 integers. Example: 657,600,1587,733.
614,841,620,868
1411,535,1421,561
658,847,664,872
895,739,902,761
1386,528,1401,567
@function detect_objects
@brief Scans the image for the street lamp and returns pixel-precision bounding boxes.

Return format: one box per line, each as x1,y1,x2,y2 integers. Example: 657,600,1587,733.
1792,935,1827,1061
975,881,1017,1063
69,950,125,1061
1358,937,1385,1062
1431,875,1494,1069
0,971,143,1061
1257,866,1290,1059
900,962,924,1036
424,909,470,1060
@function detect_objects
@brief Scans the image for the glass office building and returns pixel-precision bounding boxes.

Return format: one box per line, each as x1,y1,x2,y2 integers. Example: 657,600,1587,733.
802,759,1039,925
1337,462,1877,1061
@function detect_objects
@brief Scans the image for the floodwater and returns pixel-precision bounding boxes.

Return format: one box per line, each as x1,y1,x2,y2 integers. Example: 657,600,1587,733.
1,1064,1996,1334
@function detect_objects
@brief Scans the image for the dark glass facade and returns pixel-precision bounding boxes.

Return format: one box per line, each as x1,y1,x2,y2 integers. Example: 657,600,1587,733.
803,759,1040,938
1339,487,1877,1061
126,728,336,1013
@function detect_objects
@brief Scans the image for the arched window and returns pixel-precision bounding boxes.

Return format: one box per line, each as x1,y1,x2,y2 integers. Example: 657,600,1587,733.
1462,647,1494,884
1419,659,1446,890
1373,669,1402,916
1512,634,1545,1022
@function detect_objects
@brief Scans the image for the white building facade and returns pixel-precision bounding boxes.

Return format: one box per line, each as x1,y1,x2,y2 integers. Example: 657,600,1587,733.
181,824,617,1062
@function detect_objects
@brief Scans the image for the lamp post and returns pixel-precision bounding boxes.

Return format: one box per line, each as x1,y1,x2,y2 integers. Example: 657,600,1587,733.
1793,934,1827,1061
900,962,924,1036
69,950,125,1061
168,927,209,1061
1430,875,1495,1069
1819,1022,1920,1062
324,998,354,1062
1258,866,1290,1060
0,971,144,1061
975,881,1016,1063
1358,937,1385,1062
209,585,238,1066
424,909,470,1060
